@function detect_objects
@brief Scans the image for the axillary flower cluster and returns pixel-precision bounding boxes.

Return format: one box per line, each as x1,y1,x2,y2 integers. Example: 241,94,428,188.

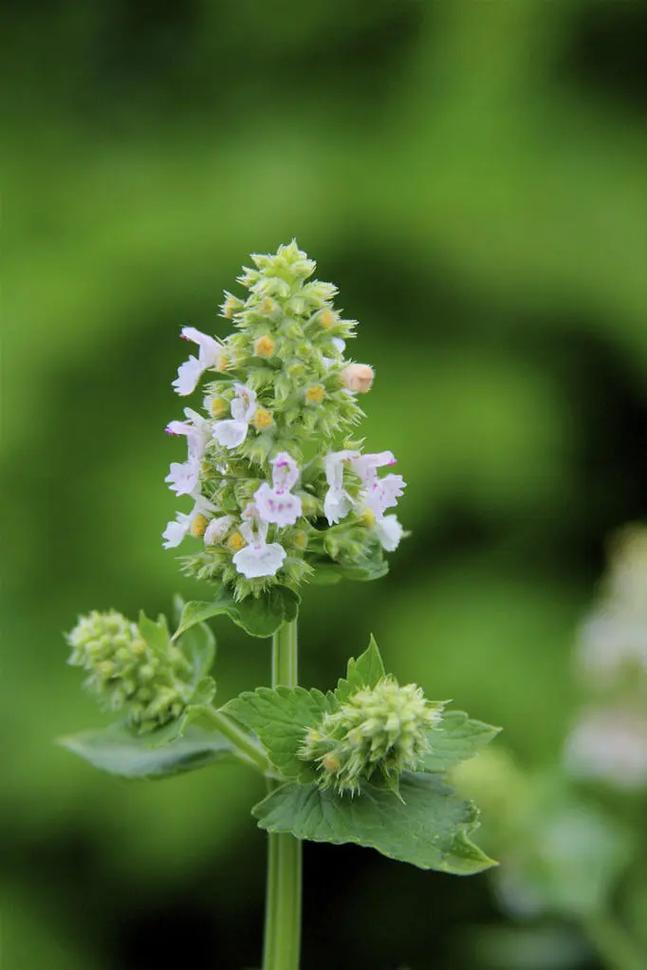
162,241,406,598
299,676,444,796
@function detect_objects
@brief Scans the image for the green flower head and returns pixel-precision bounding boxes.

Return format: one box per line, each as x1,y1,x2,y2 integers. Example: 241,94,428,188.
299,675,444,796
67,610,194,732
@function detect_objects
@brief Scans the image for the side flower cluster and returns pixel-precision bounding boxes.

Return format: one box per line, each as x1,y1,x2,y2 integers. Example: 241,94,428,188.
162,241,407,599
67,610,194,732
299,676,444,795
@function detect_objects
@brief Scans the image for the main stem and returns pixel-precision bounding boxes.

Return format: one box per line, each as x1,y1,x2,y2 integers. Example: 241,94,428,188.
262,619,302,970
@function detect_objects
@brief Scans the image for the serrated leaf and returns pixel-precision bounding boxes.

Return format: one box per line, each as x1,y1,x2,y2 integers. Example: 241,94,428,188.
335,635,386,703
175,585,300,640
419,712,501,773
58,723,238,779
138,611,171,655
223,686,333,781
253,772,495,875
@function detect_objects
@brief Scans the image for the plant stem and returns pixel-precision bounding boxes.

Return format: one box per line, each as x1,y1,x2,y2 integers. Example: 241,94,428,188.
262,618,302,970
203,707,271,775
583,913,643,970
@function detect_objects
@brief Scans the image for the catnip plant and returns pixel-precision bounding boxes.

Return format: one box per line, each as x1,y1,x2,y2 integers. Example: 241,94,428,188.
62,242,499,969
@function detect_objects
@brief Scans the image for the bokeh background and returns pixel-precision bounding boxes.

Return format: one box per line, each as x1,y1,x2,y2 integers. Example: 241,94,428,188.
3,1,647,967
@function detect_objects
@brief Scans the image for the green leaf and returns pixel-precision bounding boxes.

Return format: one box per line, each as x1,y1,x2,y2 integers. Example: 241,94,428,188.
222,686,333,781
138,611,171,655
253,772,496,875
335,634,386,703
178,619,216,684
58,723,238,780
419,711,501,774
175,585,300,640
311,558,389,585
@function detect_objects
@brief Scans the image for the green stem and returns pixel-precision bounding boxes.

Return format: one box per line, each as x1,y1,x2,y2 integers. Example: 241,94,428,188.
262,619,302,970
203,707,271,775
583,913,643,970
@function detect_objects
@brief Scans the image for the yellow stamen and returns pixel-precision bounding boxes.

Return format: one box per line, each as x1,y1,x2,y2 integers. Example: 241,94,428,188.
260,296,276,315
227,531,246,552
319,308,336,330
322,753,341,773
305,385,326,405
359,508,376,528
210,396,229,418
254,335,275,358
191,514,208,538
253,407,273,431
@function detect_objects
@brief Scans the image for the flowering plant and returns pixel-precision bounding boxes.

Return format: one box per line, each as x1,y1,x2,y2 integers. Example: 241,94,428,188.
61,242,498,969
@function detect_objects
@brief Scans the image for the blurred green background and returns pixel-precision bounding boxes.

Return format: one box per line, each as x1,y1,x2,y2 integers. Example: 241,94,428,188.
3,0,647,967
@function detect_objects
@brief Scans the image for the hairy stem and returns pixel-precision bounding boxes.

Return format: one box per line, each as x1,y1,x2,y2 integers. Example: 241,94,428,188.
203,707,271,774
262,619,302,970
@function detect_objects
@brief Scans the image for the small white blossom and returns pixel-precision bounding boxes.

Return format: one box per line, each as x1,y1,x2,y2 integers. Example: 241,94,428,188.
162,495,216,549
165,458,200,496
233,505,286,579
323,450,359,525
165,407,211,462
204,514,235,546
213,383,257,449
172,327,224,396
351,451,405,517
375,514,404,552
255,452,302,527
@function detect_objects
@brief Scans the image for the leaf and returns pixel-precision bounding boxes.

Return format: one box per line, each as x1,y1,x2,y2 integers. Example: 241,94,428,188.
175,585,300,640
253,772,496,875
311,558,389,585
335,635,386,703
138,611,171,655
58,723,238,780
419,712,501,774
178,619,216,684
222,687,333,781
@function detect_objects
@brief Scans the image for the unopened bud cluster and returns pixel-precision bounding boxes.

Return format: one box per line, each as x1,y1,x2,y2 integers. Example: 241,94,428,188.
299,676,443,795
67,610,193,732
163,241,406,600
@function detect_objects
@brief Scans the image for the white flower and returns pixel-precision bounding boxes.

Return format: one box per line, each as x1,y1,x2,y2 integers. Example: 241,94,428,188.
213,383,257,449
204,514,235,546
162,495,216,549
323,449,359,525
322,337,347,370
254,452,302,527
164,458,200,496
232,506,286,578
375,514,404,552
172,327,224,396
165,407,211,462
351,451,405,517
564,707,647,790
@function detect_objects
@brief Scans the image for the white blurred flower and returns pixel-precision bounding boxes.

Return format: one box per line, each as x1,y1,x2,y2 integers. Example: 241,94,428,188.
564,707,647,790
375,514,404,552
213,383,257,449
233,506,286,578
255,452,302,527
172,327,224,396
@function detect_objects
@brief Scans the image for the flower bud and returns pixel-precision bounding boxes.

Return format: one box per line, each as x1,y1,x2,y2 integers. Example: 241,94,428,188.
305,385,326,406
67,610,194,733
252,406,274,431
227,531,246,552
204,514,235,546
299,676,443,795
254,335,275,358
341,363,374,394
220,291,244,318
209,396,229,418
318,308,337,330
190,513,209,538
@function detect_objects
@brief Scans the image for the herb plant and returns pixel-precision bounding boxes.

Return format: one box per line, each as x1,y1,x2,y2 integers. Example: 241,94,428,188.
61,242,499,969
